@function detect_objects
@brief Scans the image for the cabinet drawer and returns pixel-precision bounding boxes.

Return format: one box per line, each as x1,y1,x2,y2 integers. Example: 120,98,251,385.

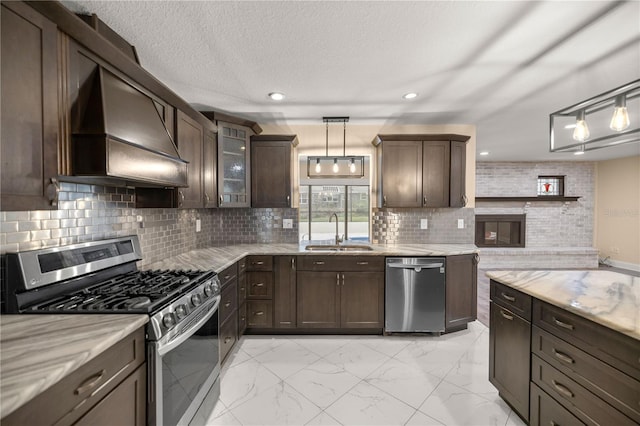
298,256,384,271
532,326,640,422
246,300,274,328
220,314,238,364
247,271,273,299
247,255,272,271
219,263,238,288
531,355,636,426
533,299,639,381
530,383,584,426
220,281,238,324
490,280,531,321
3,328,145,426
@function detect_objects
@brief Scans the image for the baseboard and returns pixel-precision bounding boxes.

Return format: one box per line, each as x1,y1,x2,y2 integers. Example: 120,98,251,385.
605,258,640,272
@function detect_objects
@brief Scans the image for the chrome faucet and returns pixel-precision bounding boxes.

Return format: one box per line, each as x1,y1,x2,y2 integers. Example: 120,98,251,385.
329,213,342,245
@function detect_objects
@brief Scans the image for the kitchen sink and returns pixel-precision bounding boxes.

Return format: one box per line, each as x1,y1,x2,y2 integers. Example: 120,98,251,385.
304,244,374,251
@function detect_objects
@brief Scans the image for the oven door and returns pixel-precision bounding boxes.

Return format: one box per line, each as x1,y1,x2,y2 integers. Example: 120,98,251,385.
148,296,221,426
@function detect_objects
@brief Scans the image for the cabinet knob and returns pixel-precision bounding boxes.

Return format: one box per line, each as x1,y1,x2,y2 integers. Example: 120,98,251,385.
224,337,232,344
501,292,516,303
254,311,264,316
46,178,60,208
551,380,574,398
291,258,295,270
219,195,224,205
253,261,265,265
178,190,185,207
204,193,210,203
253,282,265,287
499,310,513,321
423,196,427,206
552,349,575,364
356,261,369,265
287,195,290,205
462,194,468,207
383,195,387,207
314,261,325,265
74,369,106,395
552,317,575,330
224,302,231,308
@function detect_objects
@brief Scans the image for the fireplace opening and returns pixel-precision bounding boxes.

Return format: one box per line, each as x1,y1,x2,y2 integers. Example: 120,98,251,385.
475,214,526,247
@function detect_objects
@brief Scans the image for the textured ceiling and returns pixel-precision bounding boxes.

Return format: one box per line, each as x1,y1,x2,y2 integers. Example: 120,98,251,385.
62,1,640,161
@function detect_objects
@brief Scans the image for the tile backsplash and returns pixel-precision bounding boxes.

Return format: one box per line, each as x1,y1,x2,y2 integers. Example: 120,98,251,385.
372,208,475,244
0,182,298,267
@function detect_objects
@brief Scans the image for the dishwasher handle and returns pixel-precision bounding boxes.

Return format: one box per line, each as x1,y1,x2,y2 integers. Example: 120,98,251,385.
387,262,443,271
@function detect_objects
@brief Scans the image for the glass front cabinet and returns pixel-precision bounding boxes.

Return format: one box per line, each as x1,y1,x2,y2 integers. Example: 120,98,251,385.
217,122,251,207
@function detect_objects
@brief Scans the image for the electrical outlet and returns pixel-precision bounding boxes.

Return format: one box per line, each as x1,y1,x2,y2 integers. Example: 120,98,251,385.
457,219,464,229
283,219,293,229
420,219,428,229
195,219,201,232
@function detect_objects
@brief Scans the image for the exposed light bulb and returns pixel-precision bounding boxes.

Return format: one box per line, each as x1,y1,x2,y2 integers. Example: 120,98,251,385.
349,158,356,173
268,92,285,101
609,95,630,131
333,158,339,173
572,111,590,142
314,158,321,173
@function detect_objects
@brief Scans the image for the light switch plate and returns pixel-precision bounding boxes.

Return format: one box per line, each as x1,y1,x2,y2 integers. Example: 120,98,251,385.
196,219,201,232
457,219,464,229
420,219,428,229
283,219,293,229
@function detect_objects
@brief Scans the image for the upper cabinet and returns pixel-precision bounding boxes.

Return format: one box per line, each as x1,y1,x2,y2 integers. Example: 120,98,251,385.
250,135,298,208
372,134,470,208
1,2,60,211
218,122,252,207
175,110,204,208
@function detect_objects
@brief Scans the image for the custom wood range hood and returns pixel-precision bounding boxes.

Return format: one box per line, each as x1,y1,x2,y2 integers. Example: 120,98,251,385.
71,65,188,188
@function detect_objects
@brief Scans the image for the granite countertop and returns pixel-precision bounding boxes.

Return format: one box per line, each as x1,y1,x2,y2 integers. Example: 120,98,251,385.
144,243,479,273
0,314,148,418
486,270,640,341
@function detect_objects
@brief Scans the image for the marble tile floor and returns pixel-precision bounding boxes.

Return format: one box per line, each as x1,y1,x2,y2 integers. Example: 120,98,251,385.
205,322,526,426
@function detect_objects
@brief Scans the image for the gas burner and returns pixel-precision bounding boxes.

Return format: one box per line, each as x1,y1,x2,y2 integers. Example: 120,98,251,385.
124,296,152,310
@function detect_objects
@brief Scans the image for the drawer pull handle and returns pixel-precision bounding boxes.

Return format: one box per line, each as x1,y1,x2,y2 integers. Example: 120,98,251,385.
552,380,574,398
254,311,264,316
314,261,325,265
224,275,231,280
253,282,265,287
253,261,265,265
553,317,575,330
356,261,369,265
501,292,516,302
500,310,514,321
224,337,232,344
553,349,575,364
75,369,106,395
224,302,231,308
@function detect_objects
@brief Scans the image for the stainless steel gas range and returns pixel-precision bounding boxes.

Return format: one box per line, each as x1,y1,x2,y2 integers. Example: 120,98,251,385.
1,236,221,426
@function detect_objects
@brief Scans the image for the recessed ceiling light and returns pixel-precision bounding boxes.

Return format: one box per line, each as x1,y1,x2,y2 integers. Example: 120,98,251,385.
402,92,418,100
268,92,285,101
479,151,490,156
574,151,585,156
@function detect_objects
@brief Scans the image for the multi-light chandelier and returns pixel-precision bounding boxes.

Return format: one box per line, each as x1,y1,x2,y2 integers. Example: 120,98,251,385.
307,117,364,178
549,79,639,155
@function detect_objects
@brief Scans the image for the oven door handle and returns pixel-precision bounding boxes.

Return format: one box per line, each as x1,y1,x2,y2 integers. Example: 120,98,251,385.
157,295,220,357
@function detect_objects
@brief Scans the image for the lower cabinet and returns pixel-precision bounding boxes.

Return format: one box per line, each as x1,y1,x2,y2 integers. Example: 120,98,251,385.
445,254,478,332
296,256,384,331
274,255,296,328
3,328,146,426
219,262,238,364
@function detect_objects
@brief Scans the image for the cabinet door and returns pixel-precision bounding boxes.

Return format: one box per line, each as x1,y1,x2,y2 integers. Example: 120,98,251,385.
422,140,450,207
297,271,340,328
380,140,423,207
218,122,250,207
445,254,477,331
176,110,204,208
449,140,467,207
1,2,59,211
203,129,218,207
274,256,297,328
489,302,531,421
75,365,146,426
251,141,292,208
341,272,384,328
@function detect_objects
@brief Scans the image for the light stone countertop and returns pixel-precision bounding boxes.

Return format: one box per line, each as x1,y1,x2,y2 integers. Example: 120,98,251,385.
486,270,640,341
144,243,479,273
0,314,148,418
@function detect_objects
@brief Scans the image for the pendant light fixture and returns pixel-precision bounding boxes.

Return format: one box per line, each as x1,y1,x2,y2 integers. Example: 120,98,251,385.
550,79,639,154
307,117,365,178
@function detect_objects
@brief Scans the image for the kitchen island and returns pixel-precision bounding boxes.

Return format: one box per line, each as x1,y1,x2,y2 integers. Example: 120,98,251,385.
487,270,639,425
0,314,148,423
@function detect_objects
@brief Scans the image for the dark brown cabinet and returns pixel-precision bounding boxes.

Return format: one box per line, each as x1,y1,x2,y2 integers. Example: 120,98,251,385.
219,262,238,364
203,129,218,208
3,328,146,426
373,134,470,208
1,1,60,211
296,256,384,330
274,255,297,328
489,281,532,421
245,256,274,329
250,135,298,208
217,122,251,207
445,254,478,332
175,110,204,208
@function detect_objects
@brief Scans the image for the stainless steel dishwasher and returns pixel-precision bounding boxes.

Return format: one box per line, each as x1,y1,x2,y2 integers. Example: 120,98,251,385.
385,257,446,333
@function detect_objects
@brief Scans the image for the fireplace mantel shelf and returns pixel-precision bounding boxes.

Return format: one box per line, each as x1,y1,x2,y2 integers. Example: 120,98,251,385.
475,196,580,202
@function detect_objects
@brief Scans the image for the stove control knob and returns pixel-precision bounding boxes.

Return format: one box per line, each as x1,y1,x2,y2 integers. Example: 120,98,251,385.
204,282,215,297
162,312,176,329
175,304,188,320
191,293,203,307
